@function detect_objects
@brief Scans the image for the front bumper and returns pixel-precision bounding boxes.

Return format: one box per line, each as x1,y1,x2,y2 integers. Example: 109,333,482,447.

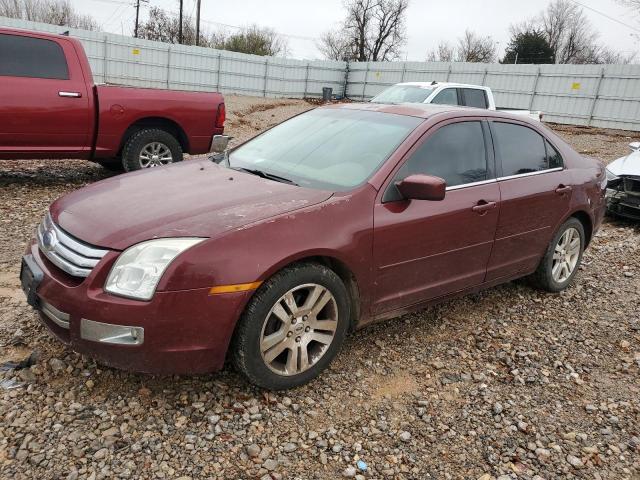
22,242,251,374
606,189,640,221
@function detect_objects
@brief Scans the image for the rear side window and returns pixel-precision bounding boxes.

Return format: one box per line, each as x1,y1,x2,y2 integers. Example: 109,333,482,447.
0,33,69,80
463,88,488,109
546,140,564,169
384,121,487,201
431,88,459,105
492,122,548,177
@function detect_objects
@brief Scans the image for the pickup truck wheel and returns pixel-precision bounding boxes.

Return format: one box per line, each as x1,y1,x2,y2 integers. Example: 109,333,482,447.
231,263,350,390
122,128,183,172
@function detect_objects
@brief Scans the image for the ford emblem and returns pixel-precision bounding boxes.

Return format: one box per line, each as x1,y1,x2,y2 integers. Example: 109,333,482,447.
42,229,57,251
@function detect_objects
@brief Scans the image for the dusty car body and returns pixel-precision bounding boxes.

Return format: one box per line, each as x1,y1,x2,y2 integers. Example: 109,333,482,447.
21,103,607,389
606,142,640,220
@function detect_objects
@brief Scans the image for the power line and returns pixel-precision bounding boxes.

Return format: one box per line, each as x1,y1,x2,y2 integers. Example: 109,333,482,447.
567,0,640,34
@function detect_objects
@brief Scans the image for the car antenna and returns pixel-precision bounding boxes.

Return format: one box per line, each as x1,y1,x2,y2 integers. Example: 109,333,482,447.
61,30,70,36
431,81,438,86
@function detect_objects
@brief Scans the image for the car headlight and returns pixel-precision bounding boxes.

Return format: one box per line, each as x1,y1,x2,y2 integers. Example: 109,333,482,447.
105,238,205,300
606,168,619,183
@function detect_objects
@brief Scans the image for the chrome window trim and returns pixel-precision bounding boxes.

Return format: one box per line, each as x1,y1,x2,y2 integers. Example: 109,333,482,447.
497,167,563,182
445,178,497,191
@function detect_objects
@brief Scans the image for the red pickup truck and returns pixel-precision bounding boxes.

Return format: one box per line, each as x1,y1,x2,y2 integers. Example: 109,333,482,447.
0,28,225,171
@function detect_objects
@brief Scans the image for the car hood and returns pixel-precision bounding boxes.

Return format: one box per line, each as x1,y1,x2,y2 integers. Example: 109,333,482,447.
50,159,333,250
607,150,640,177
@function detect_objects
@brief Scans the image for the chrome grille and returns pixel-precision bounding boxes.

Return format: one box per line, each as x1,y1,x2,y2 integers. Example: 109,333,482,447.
37,213,109,278
623,177,640,195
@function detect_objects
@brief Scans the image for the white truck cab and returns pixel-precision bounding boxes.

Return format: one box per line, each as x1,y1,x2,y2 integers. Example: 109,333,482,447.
371,81,543,122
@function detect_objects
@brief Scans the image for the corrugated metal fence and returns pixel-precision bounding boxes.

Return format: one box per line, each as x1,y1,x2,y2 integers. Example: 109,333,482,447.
2,16,640,131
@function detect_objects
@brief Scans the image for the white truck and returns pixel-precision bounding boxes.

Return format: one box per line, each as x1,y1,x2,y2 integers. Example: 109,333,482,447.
370,82,543,122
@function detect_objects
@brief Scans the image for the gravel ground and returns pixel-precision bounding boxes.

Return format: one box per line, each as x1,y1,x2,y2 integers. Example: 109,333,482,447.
1,96,639,480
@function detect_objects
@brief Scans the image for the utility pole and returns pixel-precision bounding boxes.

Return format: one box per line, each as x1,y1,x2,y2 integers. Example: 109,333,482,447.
178,0,184,44
514,52,518,64
134,0,141,38
195,0,201,46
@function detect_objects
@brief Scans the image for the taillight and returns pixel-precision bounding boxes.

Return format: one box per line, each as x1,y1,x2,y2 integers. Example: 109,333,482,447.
215,103,225,129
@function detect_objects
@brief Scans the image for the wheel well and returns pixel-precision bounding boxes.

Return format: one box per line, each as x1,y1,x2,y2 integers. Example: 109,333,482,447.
571,211,593,246
119,117,188,155
298,256,361,331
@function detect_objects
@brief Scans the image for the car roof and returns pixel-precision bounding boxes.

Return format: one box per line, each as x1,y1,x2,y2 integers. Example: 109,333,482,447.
324,102,537,125
393,81,488,89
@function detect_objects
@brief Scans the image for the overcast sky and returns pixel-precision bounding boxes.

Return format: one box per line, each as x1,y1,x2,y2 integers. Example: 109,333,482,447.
72,0,640,60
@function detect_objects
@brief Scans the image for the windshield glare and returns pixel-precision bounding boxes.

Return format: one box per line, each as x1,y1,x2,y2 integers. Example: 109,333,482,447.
228,108,421,191
371,85,435,104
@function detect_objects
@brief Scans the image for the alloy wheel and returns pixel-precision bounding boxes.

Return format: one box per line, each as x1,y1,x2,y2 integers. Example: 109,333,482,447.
551,227,581,283
139,142,173,168
259,283,338,376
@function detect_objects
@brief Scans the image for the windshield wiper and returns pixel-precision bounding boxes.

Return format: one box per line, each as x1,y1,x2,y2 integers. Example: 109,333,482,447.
233,167,298,186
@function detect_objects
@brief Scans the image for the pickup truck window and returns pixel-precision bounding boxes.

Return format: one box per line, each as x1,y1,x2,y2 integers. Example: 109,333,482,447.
0,34,69,80
492,122,549,177
384,121,488,202
431,88,459,106
462,88,488,109
370,85,435,104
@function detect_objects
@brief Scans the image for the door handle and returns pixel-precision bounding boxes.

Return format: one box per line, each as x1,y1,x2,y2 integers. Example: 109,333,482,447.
59,91,82,98
472,200,497,214
555,185,572,195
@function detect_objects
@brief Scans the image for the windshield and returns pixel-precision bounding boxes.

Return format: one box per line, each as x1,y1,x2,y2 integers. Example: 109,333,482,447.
228,108,422,191
370,85,435,104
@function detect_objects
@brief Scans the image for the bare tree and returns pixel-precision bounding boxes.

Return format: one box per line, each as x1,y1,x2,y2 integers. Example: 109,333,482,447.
426,41,455,62
0,0,97,30
456,30,497,63
319,0,409,62
137,6,207,46
216,25,290,57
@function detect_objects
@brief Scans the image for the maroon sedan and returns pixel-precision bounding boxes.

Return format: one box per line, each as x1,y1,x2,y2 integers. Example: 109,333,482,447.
21,103,606,390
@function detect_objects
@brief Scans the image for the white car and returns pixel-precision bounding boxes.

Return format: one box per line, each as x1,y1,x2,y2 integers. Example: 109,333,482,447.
370,82,543,122
606,142,640,220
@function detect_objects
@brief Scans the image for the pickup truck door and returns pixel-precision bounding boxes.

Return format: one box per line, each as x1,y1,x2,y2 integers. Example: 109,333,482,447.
372,120,500,315
0,32,91,158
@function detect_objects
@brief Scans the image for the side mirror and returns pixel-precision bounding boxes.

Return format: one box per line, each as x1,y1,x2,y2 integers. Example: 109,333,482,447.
396,174,446,201
630,142,640,152
210,135,231,154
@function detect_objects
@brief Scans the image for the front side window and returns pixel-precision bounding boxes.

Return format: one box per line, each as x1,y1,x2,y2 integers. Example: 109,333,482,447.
384,121,488,202
431,88,459,105
0,33,69,80
492,122,548,177
463,88,488,109
229,108,422,191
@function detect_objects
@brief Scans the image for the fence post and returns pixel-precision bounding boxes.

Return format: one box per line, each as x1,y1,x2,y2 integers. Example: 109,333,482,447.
446,63,452,82
528,67,541,111
362,62,370,100
303,62,310,99
263,58,269,97
481,67,488,86
587,68,605,127
102,34,108,83
166,46,171,89
215,52,222,92
342,61,350,99
400,62,407,82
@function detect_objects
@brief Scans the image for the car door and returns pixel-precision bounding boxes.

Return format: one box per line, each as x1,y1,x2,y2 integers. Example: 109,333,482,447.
485,120,573,281
372,119,500,315
0,32,91,157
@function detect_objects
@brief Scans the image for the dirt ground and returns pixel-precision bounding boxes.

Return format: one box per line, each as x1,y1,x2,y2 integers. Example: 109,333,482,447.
0,96,639,480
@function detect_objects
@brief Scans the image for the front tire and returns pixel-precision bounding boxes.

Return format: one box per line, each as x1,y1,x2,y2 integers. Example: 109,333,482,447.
530,217,585,292
122,128,183,172
231,263,350,390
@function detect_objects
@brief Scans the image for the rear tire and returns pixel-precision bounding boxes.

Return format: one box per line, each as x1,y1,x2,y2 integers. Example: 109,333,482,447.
231,263,350,390
529,217,585,293
122,128,183,172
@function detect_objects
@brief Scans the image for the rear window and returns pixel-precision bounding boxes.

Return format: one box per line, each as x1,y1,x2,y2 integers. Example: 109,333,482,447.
0,33,69,80
463,88,488,109
431,88,459,105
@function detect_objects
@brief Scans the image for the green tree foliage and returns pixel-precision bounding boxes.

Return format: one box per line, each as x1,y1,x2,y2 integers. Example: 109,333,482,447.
502,30,554,64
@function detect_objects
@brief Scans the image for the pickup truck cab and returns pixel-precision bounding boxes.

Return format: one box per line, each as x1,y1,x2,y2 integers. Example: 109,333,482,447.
0,28,225,171
371,82,543,122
